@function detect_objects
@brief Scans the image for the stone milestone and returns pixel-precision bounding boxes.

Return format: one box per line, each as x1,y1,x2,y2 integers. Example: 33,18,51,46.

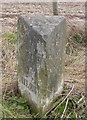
17,15,66,114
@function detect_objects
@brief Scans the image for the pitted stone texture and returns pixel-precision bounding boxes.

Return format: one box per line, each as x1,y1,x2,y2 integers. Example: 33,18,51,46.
17,15,66,114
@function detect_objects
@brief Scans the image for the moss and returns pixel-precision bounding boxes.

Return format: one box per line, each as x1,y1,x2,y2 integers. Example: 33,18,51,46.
39,67,48,98
39,68,47,81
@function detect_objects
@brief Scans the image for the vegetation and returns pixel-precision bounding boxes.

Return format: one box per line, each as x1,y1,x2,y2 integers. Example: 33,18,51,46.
1,32,86,119
66,32,86,55
2,96,31,118
1,85,85,119
2,32,17,46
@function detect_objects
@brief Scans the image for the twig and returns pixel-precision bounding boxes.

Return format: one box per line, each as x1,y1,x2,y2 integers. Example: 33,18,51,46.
61,98,69,118
75,112,77,119
77,95,84,104
34,113,39,118
66,112,71,118
43,96,64,117
53,85,74,112
44,85,74,117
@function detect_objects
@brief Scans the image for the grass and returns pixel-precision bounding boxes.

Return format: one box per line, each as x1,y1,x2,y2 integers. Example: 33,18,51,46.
73,33,86,45
66,32,86,55
1,32,86,119
2,95,31,118
1,32,17,46
1,85,86,119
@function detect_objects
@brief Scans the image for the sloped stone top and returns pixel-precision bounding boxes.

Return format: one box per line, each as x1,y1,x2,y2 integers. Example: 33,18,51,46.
19,15,65,39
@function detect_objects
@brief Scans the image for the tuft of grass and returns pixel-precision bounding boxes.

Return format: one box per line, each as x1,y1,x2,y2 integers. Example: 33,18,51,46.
73,33,82,43
73,32,87,46
2,33,17,40
2,32,17,46
2,95,31,118
66,32,86,55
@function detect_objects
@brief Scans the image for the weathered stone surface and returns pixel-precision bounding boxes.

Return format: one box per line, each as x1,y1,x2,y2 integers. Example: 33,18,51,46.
17,15,66,114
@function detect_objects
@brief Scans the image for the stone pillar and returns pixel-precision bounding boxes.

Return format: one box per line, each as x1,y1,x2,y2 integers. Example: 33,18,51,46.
17,15,66,114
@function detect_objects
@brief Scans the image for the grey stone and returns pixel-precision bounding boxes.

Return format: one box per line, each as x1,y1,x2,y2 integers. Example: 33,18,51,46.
17,15,66,114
